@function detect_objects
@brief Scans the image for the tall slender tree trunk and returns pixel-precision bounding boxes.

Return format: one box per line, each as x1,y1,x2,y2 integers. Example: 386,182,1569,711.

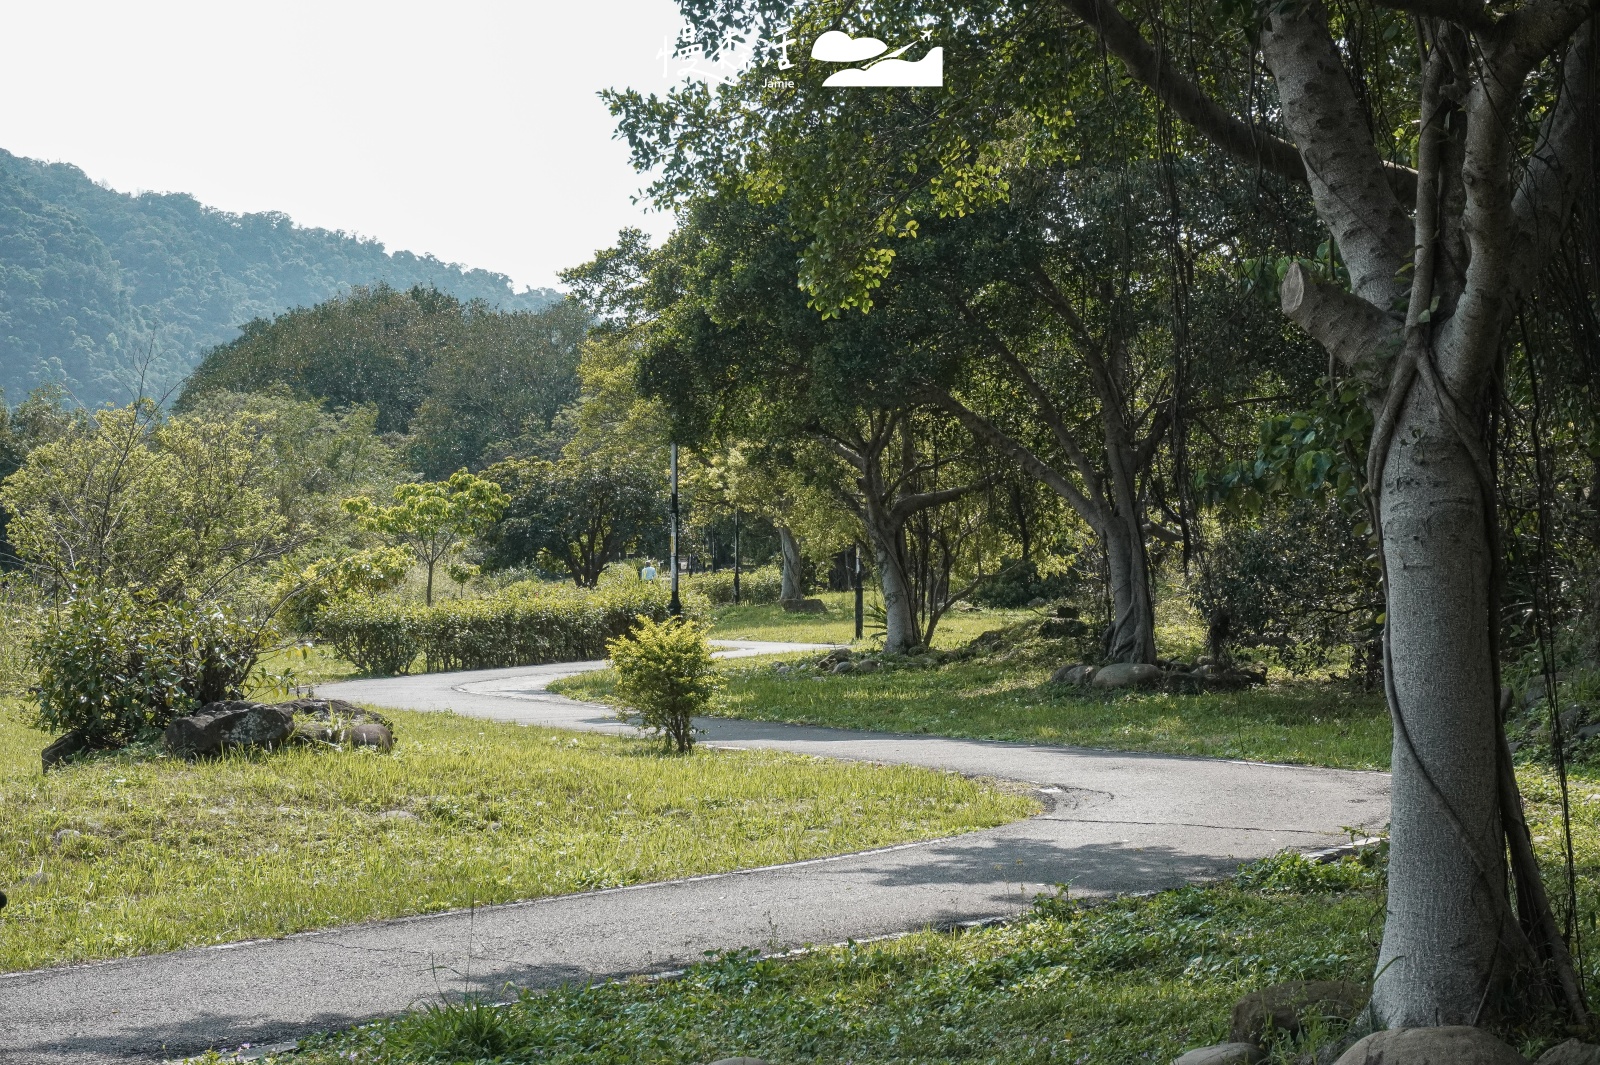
1371,396,1517,1026
777,524,804,601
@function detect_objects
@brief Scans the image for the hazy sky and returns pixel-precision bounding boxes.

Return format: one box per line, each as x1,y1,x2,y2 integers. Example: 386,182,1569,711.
0,1,698,291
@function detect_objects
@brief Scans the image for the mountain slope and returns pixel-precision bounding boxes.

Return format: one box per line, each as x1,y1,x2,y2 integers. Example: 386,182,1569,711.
0,149,560,407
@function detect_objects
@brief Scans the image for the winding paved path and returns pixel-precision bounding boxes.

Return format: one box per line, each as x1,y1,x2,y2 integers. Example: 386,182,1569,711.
0,642,1389,1064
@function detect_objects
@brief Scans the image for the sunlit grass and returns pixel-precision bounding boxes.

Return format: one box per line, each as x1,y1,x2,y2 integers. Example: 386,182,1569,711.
557,658,1394,771
0,698,1033,972
707,592,1035,648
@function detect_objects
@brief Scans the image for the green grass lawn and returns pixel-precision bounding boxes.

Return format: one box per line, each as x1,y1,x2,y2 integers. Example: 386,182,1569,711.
556,657,1394,771
0,698,1033,972
707,593,1034,648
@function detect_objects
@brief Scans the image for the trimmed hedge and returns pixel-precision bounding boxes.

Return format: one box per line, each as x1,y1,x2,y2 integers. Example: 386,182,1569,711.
682,564,783,606
316,581,690,676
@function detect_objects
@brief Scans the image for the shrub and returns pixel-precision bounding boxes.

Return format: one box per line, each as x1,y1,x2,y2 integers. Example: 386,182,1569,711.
682,564,784,605
315,580,693,676
32,591,261,744
608,616,719,752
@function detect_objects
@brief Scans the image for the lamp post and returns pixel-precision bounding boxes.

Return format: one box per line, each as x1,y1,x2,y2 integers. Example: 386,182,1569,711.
732,507,742,605
669,443,682,618
853,543,864,640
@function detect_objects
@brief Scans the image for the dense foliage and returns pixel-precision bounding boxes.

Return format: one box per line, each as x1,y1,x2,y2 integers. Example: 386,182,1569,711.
32,590,260,745
609,616,719,752
179,285,589,474
0,148,559,408
315,579,681,676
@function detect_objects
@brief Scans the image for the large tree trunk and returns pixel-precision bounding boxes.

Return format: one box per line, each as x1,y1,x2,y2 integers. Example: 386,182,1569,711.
1371,395,1517,1026
1103,512,1157,664
871,529,920,654
777,524,804,601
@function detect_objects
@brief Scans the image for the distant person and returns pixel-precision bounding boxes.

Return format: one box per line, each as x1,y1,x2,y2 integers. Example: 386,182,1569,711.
640,562,657,581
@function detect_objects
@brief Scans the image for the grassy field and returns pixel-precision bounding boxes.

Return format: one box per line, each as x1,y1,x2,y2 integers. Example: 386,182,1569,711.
0,698,1033,972
556,657,1394,771
707,591,1034,648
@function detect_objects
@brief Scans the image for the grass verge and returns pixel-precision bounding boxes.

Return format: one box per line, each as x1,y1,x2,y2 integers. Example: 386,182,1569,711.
555,658,1393,771
232,851,1403,1065
0,698,1034,972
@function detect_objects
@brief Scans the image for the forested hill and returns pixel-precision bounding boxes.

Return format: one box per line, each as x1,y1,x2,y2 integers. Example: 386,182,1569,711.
0,148,561,408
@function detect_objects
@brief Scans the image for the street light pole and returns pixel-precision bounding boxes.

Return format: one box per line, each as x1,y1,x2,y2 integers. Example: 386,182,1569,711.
853,543,864,640
732,507,742,605
669,443,682,618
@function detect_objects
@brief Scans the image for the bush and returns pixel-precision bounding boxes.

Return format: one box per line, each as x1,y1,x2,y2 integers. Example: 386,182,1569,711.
608,616,719,752
970,558,1085,609
316,580,693,676
682,564,783,605
32,591,261,744
1193,497,1380,678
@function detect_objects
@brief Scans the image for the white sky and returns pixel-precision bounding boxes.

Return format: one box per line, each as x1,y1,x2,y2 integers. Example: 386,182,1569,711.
0,0,697,291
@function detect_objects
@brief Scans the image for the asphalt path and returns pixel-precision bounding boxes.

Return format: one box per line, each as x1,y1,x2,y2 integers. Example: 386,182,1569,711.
1,641,1389,1064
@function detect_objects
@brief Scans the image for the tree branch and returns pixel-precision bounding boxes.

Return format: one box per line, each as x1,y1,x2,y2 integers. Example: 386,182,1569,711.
1261,2,1412,308
1059,0,1418,204
1280,262,1403,369
887,478,994,530
1510,19,1597,294
924,387,1107,533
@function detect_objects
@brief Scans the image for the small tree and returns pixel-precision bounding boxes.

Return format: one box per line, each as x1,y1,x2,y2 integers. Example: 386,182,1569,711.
343,470,507,606
607,616,718,753
481,457,661,587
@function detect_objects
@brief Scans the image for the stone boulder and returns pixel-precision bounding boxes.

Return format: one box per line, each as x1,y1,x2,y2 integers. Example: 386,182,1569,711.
854,658,881,674
780,597,827,614
1229,981,1366,1046
1538,1041,1600,1065
1092,662,1164,690
1174,1044,1265,1065
830,660,856,675
1334,1027,1527,1065
1050,664,1097,687
164,701,294,757
166,698,392,756
350,723,394,751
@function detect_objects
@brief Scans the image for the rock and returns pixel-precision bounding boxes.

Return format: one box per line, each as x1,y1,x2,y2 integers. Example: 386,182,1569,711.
164,701,256,757
1027,597,1049,608
1230,981,1366,1046
224,704,295,748
1334,1027,1527,1065
1561,706,1584,734
1578,723,1600,742
376,809,419,823
52,828,81,846
349,723,394,751
1092,662,1164,690
41,731,91,773
1174,1044,1265,1065
780,598,827,614
277,698,390,728
831,661,856,675
855,659,881,674
1537,1040,1600,1065
772,663,791,675
1050,664,1097,686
